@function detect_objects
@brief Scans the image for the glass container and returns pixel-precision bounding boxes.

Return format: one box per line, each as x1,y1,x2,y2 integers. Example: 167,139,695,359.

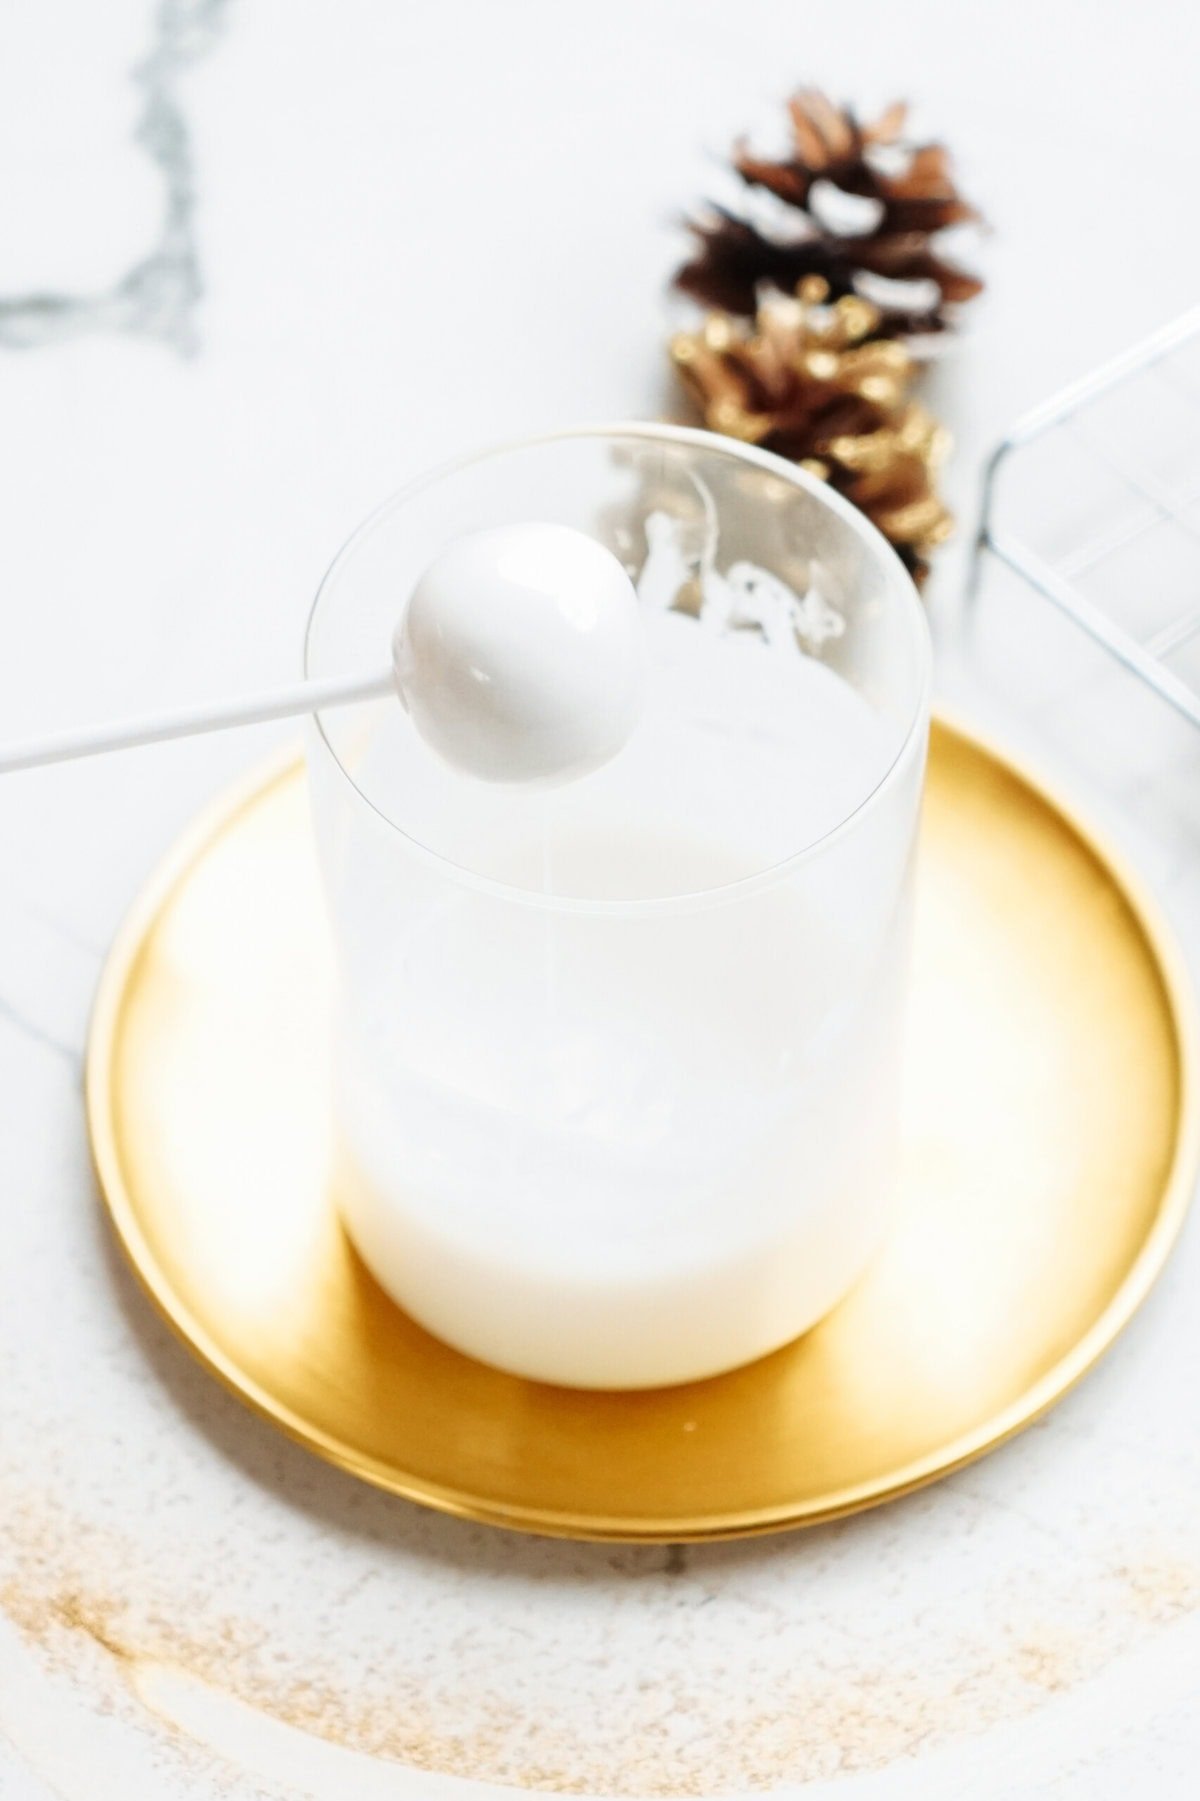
305,425,930,1389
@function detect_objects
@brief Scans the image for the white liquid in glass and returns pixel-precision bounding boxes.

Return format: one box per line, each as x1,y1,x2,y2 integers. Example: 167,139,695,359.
327,614,915,1388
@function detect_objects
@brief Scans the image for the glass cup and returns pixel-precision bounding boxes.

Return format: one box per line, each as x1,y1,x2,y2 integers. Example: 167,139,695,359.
305,425,930,1389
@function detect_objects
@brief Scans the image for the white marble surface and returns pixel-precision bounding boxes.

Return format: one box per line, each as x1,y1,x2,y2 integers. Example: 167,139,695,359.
2,2,1200,1796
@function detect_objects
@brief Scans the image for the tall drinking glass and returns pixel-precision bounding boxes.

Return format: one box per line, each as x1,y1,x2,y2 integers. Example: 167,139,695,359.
305,425,930,1389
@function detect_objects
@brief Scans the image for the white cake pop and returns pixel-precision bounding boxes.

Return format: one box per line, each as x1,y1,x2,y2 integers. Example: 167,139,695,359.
0,523,647,784
393,523,646,785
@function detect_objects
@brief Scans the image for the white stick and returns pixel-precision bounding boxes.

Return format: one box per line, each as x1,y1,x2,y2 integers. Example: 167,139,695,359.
0,667,396,776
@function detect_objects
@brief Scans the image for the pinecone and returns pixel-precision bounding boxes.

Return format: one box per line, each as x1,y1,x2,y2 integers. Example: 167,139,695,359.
676,89,982,341
671,278,953,583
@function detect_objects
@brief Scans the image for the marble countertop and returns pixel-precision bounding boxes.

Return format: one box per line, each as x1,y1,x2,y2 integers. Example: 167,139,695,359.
2,3,1200,1796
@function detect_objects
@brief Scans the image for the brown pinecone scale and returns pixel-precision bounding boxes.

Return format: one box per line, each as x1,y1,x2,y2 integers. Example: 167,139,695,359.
676,89,982,341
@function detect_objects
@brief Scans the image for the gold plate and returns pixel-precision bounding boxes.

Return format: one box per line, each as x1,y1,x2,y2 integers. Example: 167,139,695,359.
87,722,1199,1541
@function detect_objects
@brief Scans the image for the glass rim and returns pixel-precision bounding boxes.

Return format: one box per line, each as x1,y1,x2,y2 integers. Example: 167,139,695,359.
303,421,932,917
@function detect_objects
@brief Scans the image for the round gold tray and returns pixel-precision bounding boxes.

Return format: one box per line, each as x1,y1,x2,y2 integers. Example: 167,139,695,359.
87,721,1199,1541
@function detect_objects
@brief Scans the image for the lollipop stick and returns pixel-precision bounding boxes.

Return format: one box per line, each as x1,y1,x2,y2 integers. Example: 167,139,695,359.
0,667,395,776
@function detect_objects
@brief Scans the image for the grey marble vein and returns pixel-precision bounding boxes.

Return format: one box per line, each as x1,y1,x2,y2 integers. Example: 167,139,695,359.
20,900,105,964
0,0,230,354
0,991,79,1071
